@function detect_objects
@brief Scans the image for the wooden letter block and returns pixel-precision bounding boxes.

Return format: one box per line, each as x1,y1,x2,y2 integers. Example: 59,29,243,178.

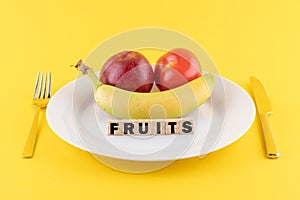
180,119,194,134
165,119,181,135
136,119,152,136
151,120,166,135
107,120,122,136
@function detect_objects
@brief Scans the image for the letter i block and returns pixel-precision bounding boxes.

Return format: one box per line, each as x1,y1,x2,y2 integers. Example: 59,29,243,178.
165,119,182,135
151,120,166,135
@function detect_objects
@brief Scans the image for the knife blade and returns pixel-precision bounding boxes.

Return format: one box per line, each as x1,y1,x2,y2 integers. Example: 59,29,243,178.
250,77,280,159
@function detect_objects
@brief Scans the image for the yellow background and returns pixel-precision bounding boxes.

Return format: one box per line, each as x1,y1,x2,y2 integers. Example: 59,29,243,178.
1,0,299,199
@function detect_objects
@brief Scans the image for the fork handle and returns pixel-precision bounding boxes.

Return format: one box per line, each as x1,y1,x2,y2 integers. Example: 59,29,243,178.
21,108,41,158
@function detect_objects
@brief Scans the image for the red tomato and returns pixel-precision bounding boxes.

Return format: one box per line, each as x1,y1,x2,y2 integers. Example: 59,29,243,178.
154,48,202,91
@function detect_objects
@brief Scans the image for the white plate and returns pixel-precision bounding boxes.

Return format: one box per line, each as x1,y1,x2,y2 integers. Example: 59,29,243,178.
46,74,255,161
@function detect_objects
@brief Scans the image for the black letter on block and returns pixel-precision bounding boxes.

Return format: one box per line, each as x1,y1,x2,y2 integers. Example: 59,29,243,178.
168,122,177,134
110,123,119,135
138,123,149,134
124,123,135,134
156,122,161,134
182,121,192,133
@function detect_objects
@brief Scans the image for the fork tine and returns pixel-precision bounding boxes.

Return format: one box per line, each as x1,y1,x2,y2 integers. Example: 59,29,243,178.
38,72,44,99
47,72,52,98
42,72,48,99
33,72,40,99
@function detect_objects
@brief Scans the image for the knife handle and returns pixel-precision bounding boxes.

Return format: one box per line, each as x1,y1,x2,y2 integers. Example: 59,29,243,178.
259,114,280,159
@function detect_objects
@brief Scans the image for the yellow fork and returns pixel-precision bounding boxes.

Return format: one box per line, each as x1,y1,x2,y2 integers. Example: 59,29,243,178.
21,72,52,158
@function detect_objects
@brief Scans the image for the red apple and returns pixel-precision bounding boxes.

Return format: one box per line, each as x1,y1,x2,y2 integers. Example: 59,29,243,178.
100,51,154,93
154,48,202,91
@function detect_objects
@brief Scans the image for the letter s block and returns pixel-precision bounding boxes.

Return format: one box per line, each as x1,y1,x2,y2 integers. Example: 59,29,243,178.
180,119,194,134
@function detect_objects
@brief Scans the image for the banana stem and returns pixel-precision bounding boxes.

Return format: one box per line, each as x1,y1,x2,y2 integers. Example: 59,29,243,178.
74,60,102,90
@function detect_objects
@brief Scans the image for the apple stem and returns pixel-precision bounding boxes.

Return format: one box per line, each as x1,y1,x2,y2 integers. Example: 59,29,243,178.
73,60,102,90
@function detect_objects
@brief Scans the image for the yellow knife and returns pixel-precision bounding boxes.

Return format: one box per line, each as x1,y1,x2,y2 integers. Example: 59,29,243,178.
250,77,280,159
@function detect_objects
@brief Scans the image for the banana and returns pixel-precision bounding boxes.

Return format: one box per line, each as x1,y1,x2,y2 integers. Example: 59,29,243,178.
75,60,215,119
